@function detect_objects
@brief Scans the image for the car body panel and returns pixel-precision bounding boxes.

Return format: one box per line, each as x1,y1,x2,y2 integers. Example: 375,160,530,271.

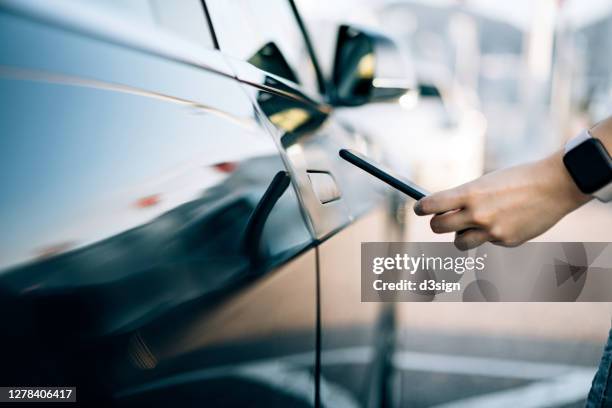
0,6,317,406
0,1,402,406
318,208,398,408
230,60,400,407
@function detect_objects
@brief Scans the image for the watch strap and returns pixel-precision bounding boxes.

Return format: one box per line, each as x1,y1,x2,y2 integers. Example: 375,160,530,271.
594,179,612,202
564,129,592,153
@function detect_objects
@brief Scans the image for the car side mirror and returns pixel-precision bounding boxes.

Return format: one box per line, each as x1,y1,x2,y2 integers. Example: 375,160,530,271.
331,25,415,106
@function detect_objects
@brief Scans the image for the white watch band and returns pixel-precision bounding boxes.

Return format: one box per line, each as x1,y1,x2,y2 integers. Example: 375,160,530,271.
564,129,592,153
565,129,612,202
596,179,612,202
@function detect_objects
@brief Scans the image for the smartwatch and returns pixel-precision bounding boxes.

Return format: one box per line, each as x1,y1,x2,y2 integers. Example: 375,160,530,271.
563,129,612,202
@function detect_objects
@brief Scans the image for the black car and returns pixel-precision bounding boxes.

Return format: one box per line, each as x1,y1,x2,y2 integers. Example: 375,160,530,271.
0,0,413,406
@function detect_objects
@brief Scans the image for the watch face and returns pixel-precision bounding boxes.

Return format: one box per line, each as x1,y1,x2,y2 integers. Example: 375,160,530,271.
563,138,612,194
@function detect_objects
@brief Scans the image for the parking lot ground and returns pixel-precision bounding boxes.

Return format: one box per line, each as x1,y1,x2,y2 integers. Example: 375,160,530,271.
393,328,601,407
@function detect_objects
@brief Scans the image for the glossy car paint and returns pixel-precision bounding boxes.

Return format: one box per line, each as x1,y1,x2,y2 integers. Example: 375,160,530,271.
0,0,403,406
233,61,401,407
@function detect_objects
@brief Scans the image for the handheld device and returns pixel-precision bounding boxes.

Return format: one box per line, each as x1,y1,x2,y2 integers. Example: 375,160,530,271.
339,149,428,200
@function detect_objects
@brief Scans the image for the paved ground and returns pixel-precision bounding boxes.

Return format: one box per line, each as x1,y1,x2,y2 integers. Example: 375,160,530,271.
396,200,612,407
392,328,602,407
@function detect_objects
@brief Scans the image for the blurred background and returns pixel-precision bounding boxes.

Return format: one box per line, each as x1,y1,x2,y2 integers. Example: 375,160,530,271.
295,0,612,406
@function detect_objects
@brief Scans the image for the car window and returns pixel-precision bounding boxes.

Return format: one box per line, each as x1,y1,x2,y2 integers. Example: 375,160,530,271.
291,0,338,84
205,0,320,96
149,0,214,47
80,0,215,48
79,0,156,24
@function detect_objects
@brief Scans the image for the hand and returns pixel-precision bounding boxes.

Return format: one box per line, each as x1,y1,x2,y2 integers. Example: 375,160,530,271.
413,152,591,250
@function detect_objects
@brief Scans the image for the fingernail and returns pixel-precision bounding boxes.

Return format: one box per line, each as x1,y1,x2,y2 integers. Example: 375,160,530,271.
414,201,422,215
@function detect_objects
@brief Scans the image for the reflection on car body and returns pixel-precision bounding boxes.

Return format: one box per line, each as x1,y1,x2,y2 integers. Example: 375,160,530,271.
0,0,408,406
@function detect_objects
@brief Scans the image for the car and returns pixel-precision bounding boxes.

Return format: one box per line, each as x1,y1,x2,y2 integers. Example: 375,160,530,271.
0,0,414,406
292,2,487,197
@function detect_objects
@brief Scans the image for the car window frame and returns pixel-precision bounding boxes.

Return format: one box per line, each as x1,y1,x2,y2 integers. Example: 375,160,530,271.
202,0,327,99
200,0,220,49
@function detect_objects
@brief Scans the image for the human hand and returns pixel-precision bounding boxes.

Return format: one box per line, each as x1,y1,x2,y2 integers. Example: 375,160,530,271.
414,152,591,250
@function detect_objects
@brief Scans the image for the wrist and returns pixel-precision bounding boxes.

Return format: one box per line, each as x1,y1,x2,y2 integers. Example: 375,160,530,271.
541,151,592,211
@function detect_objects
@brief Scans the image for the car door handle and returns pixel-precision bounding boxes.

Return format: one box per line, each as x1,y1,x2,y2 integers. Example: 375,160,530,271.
307,171,341,204
243,171,291,266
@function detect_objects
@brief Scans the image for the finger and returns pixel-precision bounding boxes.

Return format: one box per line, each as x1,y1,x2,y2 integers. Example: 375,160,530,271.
430,209,477,234
491,240,520,248
454,229,491,250
414,188,467,216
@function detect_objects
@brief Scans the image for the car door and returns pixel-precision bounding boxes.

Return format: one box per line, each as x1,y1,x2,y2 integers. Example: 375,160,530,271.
0,1,318,406
204,1,403,406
